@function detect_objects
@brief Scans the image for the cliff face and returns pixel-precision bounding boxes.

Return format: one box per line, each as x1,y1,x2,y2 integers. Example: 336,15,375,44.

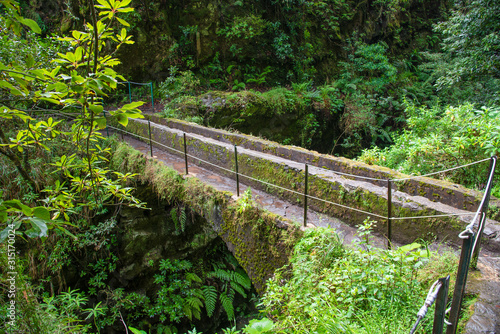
25,0,449,83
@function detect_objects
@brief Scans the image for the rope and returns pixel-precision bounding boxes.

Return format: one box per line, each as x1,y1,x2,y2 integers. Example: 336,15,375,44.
393,158,490,182
409,280,442,334
389,212,475,221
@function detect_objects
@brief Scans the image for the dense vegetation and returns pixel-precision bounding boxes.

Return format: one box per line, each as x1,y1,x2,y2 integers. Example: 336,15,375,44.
0,0,498,333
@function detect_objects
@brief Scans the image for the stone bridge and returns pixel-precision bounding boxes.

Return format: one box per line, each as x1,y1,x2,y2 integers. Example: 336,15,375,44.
109,115,500,332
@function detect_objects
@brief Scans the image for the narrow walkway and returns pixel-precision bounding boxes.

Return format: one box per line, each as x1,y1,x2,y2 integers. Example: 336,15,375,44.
122,134,376,247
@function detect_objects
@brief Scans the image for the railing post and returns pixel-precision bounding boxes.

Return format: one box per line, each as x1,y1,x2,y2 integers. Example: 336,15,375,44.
183,133,188,175
150,82,155,112
433,275,450,334
472,155,497,263
148,120,153,157
102,110,109,137
128,81,132,103
235,145,240,197
304,164,308,227
387,179,392,249
446,231,475,334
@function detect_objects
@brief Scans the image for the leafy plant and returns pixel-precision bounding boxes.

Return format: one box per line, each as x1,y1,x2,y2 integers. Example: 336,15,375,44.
358,102,500,194
260,226,455,333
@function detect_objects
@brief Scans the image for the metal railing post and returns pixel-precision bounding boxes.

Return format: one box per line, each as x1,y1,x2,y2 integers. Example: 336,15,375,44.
183,133,188,175
128,82,132,103
235,145,240,197
150,82,154,112
304,164,308,227
387,179,392,249
148,120,153,157
102,110,109,137
472,155,497,263
446,231,475,334
433,276,450,334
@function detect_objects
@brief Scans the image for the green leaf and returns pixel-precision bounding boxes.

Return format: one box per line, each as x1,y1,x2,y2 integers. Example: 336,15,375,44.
116,113,128,126
95,116,107,129
128,327,147,334
89,104,104,115
116,17,130,27
3,200,32,216
28,218,49,237
119,0,133,7
20,18,41,34
96,0,112,8
32,207,50,220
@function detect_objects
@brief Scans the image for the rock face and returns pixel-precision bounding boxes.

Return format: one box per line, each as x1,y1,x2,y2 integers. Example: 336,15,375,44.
116,183,218,290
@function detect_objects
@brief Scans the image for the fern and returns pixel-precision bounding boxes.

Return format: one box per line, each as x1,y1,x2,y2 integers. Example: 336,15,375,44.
186,272,202,283
230,280,247,298
183,304,193,321
185,296,203,320
202,285,217,317
233,271,251,291
220,291,235,320
180,207,186,233
211,268,232,282
170,208,179,235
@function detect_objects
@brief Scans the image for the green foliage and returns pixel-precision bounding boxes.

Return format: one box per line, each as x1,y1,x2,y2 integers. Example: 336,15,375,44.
158,66,200,101
0,0,145,240
243,318,274,334
260,226,452,333
149,259,205,323
433,0,500,104
207,259,252,321
358,102,500,193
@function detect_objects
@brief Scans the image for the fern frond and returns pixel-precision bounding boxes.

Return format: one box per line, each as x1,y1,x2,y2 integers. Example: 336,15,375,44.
183,303,193,321
180,207,186,233
230,280,247,298
192,307,201,320
202,285,217,317
186,296,203,311
186,272,202,283
170,208,179,234
220,291,235,320
233,271,251,290
211,268,232,282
